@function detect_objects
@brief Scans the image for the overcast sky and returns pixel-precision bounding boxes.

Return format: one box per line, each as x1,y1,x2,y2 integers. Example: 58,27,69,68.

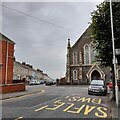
1,2,103,79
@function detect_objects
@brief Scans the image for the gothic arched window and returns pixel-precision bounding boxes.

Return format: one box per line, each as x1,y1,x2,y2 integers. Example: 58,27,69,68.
91,45,95,64
73,52,77,65
84,45,89,64
73,70,77,80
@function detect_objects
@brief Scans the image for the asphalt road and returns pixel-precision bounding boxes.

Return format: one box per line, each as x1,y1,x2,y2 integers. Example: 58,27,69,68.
2,85,112,119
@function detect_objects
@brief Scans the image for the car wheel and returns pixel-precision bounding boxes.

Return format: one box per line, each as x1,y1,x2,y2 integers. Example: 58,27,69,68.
103,92,107,96
88,91,90,95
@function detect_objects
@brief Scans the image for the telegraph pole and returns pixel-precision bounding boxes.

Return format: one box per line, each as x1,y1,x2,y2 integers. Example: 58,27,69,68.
109,0,119,106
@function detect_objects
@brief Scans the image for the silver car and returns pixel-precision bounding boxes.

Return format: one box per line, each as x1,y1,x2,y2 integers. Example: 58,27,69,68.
88,80,107,96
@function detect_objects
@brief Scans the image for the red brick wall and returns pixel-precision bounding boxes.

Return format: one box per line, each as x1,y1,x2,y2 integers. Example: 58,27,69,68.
0,41,2,83
0,39,14,84
0,83,25,94
7,41,14,84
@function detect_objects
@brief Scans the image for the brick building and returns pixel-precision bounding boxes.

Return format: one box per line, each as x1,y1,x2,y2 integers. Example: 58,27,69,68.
0,33,25,93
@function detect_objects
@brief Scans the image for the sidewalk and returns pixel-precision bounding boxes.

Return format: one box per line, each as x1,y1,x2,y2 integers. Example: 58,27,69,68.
107,89,120,119
1,85,43,100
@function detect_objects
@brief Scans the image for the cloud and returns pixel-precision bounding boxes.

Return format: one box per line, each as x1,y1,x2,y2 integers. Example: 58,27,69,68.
2,2,99,79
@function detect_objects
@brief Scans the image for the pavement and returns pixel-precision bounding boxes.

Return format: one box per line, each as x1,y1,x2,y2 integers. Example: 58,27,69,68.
0,85,43,100
1,85,120,119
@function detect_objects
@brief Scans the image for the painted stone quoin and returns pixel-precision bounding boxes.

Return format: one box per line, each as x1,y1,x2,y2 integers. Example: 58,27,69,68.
65,26,111,85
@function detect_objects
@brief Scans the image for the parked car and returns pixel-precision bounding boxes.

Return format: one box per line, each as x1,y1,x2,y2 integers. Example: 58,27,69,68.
52,80,56,84
45,80,53,85
39,80,44,84
29,80,38,85
88,80,107,96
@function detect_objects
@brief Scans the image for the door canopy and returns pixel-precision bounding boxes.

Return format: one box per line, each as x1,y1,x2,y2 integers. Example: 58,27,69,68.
86,64,105,81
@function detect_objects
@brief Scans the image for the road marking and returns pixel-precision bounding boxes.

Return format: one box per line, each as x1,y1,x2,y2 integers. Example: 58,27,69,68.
14,117,23,120
32,95,110,118
65,96,69,98
2,90,45,101
46,100,65,110
35,105,48,112
95,107,108,118
30,96,62,109
84,105,96,115
63,103,74,112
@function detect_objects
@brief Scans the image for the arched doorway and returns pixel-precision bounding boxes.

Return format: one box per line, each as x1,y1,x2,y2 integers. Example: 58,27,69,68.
91,70,101,80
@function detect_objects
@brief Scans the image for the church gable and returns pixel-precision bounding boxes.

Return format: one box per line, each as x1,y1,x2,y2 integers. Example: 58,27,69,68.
70,25,96,65
72,25,92,50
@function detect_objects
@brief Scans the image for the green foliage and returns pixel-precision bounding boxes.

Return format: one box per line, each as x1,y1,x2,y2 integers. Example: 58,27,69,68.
91,2,120,66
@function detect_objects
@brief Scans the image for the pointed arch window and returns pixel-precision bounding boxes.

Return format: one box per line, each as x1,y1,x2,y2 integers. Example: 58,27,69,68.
73,70,77,80
73,52,77,65
91,45,95,64
84,45,89,64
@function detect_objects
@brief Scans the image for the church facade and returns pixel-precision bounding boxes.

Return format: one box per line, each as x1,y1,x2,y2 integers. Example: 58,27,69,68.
65,26,111,85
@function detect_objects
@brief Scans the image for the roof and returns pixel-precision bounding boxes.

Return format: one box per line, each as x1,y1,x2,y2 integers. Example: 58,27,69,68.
0,32,15,44
72,25,92,48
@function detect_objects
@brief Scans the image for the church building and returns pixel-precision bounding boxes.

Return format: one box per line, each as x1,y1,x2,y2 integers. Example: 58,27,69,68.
65,26,111,85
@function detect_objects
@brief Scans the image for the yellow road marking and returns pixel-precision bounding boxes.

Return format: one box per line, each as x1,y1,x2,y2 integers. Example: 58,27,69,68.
95,107,108,118
63,103,74,112
84,105,96,115
14,117,23,120
65,96,69,98
54,100,61,103
2,90,45,101
35,105,48,112
17,90,45,98
46,101,65,110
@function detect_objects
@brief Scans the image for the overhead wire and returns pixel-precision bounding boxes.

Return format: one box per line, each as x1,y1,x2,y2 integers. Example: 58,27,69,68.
0,3,80,34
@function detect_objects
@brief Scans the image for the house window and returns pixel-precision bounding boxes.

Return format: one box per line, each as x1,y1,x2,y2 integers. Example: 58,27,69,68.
84,45,89,64
73,52,77,65
73,70,77,80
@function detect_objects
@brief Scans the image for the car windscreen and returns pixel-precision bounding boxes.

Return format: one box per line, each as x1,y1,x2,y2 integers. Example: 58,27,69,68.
91,80,104,86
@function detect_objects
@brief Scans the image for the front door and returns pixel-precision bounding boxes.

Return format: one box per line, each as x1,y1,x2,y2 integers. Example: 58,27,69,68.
91,70,101,80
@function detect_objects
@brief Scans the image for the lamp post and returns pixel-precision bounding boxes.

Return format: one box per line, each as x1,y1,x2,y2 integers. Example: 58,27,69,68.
110,0,119,106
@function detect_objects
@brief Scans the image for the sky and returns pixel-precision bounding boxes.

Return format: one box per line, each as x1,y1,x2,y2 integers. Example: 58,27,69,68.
1,1,103,79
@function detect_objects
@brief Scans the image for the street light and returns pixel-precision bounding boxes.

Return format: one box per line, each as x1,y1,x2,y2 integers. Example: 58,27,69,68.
109,0,119,106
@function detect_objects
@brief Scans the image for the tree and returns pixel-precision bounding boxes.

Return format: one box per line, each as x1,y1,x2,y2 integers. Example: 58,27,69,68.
91,2,120,100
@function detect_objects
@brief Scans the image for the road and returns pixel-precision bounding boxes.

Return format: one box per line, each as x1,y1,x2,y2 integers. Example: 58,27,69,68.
2,85,112,119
